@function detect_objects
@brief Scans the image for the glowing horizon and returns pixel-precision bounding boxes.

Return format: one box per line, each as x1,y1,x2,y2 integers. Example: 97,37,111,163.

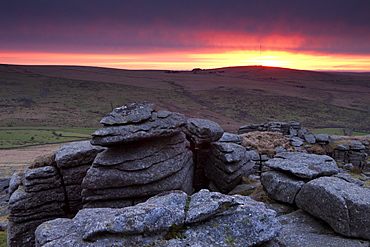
1,50,370,72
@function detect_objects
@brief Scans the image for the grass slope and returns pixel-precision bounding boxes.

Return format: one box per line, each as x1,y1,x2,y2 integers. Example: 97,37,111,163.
1,64,369,133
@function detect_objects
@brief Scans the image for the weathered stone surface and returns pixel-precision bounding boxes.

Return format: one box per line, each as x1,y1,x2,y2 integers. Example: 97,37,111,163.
82,157,194,201
100,101,156,125
60,164,91,186
91,104,186,146
9,184,63,211
173,193,280,247
36,190,280,247
304,134,316,144
8,217,57,247
22,166,62,192
261,171,305,204
333,173,366,187
290,137,304,147
218,132,243,144
83,150,193,189
205,142,249,192
185,118,224,147
185,189,234,224
82,133,193,192
266,152,339,179
8,173,20,196
210,142,247,166
295,176,370,240
89,132,188,170
7,181,66,247
24,166,58,180
314,134,332,143
276,210,370,247
238,121,299,136
55,141,105,168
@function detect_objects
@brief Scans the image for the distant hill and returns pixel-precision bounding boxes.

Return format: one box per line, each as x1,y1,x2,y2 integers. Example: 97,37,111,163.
1,64,369,132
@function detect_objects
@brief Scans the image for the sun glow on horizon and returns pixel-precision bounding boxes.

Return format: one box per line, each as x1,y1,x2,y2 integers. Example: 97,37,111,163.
1,50,370,72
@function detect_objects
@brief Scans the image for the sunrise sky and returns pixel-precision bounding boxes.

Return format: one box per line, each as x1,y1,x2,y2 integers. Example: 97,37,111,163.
1,0,370,71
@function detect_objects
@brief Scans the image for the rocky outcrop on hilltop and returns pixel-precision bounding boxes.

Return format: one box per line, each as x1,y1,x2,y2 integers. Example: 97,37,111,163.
5,102,370,246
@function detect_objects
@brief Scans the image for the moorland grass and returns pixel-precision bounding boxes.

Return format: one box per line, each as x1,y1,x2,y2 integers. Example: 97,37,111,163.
1,64,369,133
0,232,5,247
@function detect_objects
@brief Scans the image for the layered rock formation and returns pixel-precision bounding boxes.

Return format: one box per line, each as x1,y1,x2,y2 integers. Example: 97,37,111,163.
82,102,194,207
7,142,104,247
5,103,370,246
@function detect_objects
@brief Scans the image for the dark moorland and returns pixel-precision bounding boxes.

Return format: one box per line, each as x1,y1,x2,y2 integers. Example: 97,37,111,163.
1,64,370,133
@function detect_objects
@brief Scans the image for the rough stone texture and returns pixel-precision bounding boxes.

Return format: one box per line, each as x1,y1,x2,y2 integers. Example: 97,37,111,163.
276,210,370,247
290,137,304,147
261,171,305,204
266,152,339,179
205,142,249,192
35,190,280,247
7,181,66,247
82,157,194,202
314,134,332,144
8,173,21,197
184,118,224,147
295,176,370,240
238,121,300,136
218,132,243,144
55,141,105,168
22,166,61,192
100,101,156,125
55,141,105,213
91,102,186,146
304,134,316,144
82,133,194,205
333,173,366,187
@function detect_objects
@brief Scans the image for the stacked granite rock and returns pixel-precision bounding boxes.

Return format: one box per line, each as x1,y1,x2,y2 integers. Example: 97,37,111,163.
55,141,105,213
183,118,251,193
261,152,370,240
7,142,105,247
331,137,369,171
7,152,66,247
238,121,301,136
205,141,250,193
183,118,224,191
81,102,194,208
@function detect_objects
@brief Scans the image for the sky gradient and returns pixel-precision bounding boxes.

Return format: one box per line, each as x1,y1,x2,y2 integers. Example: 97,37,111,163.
1,0,370,71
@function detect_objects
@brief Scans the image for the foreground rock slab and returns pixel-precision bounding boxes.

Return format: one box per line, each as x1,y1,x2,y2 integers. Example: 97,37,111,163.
295,176,370,240
35,190,280,247
266,152,339,179
276,210,370,247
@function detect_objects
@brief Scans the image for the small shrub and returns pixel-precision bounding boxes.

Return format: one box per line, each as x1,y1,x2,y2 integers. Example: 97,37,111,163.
349,166,363,174
29,151,57,169
305,143,326,155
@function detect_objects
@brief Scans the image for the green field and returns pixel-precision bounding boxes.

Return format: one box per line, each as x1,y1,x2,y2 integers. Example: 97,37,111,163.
0,127,96,149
